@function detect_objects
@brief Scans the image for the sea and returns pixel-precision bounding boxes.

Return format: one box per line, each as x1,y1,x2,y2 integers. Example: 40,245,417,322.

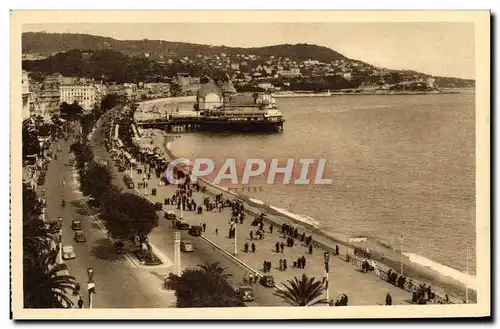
168,91,476,276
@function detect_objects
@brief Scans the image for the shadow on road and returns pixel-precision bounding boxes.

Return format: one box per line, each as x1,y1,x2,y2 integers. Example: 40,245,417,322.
91,238,126,262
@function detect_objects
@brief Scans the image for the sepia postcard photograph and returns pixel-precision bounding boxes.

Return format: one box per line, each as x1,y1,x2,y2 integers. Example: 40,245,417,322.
9,10,491,320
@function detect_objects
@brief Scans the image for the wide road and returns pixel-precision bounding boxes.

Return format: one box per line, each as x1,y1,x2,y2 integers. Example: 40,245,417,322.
90,111,287,307
42,130,176,308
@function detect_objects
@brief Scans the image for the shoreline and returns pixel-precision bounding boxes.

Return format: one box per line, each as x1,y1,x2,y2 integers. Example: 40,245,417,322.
272,91,461,98
143,130,476,304
134,97,476,302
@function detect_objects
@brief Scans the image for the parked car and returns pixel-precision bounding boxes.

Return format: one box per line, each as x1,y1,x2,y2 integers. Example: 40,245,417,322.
180,240,193,252
62,246,76,260
71,220,82,230
188,225,202,236
74,230,86,242
154,202,163,211
260,275,275,287
174,220,190,230
114,240,125,254
235,286,255,302
164,211,176,220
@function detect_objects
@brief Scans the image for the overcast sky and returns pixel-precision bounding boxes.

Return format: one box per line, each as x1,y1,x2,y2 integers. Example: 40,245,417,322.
24,23,475,79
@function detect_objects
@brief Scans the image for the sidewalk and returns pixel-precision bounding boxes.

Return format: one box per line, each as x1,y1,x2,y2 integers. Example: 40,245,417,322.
133,163,412,306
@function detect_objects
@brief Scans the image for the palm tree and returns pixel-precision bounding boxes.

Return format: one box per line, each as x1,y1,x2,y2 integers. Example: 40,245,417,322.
274,274,327,306
198,261,233,282
24,249,77,308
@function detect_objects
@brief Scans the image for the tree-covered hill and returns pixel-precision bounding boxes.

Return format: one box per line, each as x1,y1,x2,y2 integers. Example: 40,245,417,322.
22,32,347,63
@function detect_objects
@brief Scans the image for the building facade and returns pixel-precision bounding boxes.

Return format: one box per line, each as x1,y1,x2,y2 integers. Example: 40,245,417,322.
60,84,97,112
22,71,31,120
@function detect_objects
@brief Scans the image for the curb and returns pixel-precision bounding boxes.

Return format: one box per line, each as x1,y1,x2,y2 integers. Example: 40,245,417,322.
200,235,284,292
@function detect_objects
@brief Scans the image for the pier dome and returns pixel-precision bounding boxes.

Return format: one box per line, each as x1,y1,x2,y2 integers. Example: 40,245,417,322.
196,81,223,110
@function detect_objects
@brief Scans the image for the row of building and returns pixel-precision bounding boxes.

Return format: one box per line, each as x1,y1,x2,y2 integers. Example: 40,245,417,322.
21,71,174,120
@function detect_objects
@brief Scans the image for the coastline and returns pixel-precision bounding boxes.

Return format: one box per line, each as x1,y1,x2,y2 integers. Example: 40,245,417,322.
134,96,476,303
272,90,463,98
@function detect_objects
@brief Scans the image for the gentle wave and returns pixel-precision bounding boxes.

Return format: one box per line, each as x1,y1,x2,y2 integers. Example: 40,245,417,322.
249,198,265,205
269,205,321,228
404,252,477,290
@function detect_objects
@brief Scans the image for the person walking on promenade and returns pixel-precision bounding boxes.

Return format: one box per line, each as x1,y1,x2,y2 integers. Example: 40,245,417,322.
202,223,206,232
309,244,313,254
385,293,392,305
275,242,280,253
283,259,287,271
269,224,273,234
280,242,285,253
297,257,302,269
251,243,256,253
335,245,339,256
215,228,219,235
279,259,283,271
77,296,84,309
301,256,307,269
243,273,248,285
263,261,267,272
244,242,249,253
250,231,254,241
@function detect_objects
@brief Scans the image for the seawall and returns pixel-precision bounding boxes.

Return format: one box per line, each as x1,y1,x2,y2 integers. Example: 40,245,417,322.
132,97,476,304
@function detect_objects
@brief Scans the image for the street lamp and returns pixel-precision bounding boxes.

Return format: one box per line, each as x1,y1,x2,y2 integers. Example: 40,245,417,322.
323,251,330,306
87,267,96,309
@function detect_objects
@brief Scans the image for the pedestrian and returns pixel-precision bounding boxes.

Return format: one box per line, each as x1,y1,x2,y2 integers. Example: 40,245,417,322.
309,244,313,254
280,242,285,253
275,242,280,253
283,259,287,271
385,293,392,305
335,245,340,255
244,242,249,253
202,223,206,232
302,256,307,269
251,243,256,253
263,261,267,272
269,224,273,233
297,257,302,269
250,231,254,241
279,259,283,271
77,296,84,309
215,228,218,235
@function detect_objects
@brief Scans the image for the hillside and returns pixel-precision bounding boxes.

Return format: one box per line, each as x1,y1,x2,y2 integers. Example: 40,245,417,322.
22,32,348,63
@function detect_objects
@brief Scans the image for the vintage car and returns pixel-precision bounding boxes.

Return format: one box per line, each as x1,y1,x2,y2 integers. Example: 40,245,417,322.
174,220,190,230
188,225,203,236
164,211,176,220
74,230,86,242
71,220,83,231
180,240,193,252
154,202,163,211
62,245,76,260
260,275,275,288
114,240,125,254
235,286,255,302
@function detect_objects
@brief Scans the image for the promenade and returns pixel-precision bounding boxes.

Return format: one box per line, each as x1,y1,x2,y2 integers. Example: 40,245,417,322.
131,158,412,306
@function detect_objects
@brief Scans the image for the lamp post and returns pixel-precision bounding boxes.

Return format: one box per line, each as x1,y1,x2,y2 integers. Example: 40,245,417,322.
179,193,184,220
465,245,469,304
233,221,238,256
324,251,330,306
87,267,95,309
400,235,404,276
